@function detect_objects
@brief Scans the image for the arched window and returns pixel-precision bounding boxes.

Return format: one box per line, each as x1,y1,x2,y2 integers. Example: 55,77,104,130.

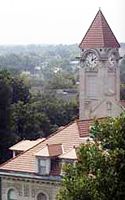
37,192,47,200
7,189,17,200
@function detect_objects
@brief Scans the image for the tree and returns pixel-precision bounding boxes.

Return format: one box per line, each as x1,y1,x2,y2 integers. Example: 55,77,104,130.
0,130,18,163
45,72,76,89
34,93,78,127
10,93,78,139
11,76,31,104
0,70,31,129
0,70,31,163
0,70,12,129
57,114,125,200
0,70,19,163
10,101,52,139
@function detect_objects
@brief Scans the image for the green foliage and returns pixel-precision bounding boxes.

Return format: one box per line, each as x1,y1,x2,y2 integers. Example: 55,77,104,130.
0,130,18,163
36,93,78,126
10,101,51,139
11,77,31,103
0,71,12,129
57,114,125,200
0,44,79,73
10,93,78,140
0,70,31,163
0,44,80,95
45,72,76,89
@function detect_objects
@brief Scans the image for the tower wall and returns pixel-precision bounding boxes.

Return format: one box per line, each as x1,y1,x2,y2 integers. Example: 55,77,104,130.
79,48,122,120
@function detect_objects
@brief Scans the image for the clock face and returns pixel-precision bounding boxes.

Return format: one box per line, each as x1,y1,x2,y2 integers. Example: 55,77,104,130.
108,53,117,67
85,52,98,68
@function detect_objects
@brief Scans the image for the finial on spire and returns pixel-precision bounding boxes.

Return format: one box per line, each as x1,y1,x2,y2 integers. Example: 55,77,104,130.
99,7,101,11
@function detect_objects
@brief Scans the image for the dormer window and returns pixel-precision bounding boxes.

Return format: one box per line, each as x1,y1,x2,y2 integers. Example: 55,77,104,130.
39,159,46,175
35,144,63,176
38,158,50,175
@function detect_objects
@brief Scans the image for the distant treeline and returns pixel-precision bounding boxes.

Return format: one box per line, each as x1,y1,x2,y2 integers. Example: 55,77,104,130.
0,44,79,73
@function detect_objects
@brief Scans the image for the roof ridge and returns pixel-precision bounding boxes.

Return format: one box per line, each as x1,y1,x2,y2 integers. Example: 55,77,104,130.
100,10,120,48
99,10,105,47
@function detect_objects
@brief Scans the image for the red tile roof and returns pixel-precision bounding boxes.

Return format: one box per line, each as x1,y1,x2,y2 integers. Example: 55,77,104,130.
79,10,120,49
0,119,95,174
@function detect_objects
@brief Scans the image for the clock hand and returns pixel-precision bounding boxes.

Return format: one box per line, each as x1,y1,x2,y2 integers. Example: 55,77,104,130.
91,57,96,61
92,57,96,61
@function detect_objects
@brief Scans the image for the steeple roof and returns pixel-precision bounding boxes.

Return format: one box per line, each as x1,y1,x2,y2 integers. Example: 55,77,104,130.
79,10,120,49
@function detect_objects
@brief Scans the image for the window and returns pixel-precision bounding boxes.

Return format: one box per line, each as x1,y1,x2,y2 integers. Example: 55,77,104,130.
38,159,50,175
37,192,47,200
106,101,112,111
106,101,112,116
86,75,97,98
7,189,17,200
108,74,115,93
39,159,46,174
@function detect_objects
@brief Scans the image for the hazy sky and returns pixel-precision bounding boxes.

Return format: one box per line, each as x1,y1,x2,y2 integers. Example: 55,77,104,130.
0,0,124,45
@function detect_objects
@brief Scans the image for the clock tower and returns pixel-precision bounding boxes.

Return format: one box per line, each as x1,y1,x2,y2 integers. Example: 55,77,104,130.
79,9,124,120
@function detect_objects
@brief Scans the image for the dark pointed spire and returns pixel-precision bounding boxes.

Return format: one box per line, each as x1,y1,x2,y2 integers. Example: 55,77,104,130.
79,10,120,49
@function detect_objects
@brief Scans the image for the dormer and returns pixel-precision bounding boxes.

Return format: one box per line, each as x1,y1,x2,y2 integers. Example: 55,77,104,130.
35,144,63,175
9,138,45,158
59,147,77,175
59,147,77,161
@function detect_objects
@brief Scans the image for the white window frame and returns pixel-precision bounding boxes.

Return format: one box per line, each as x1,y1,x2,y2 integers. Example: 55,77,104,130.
38,158,50,175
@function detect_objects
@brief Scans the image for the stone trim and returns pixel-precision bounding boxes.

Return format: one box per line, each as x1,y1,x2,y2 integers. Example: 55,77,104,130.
6,187,19,199
2,175,60,186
